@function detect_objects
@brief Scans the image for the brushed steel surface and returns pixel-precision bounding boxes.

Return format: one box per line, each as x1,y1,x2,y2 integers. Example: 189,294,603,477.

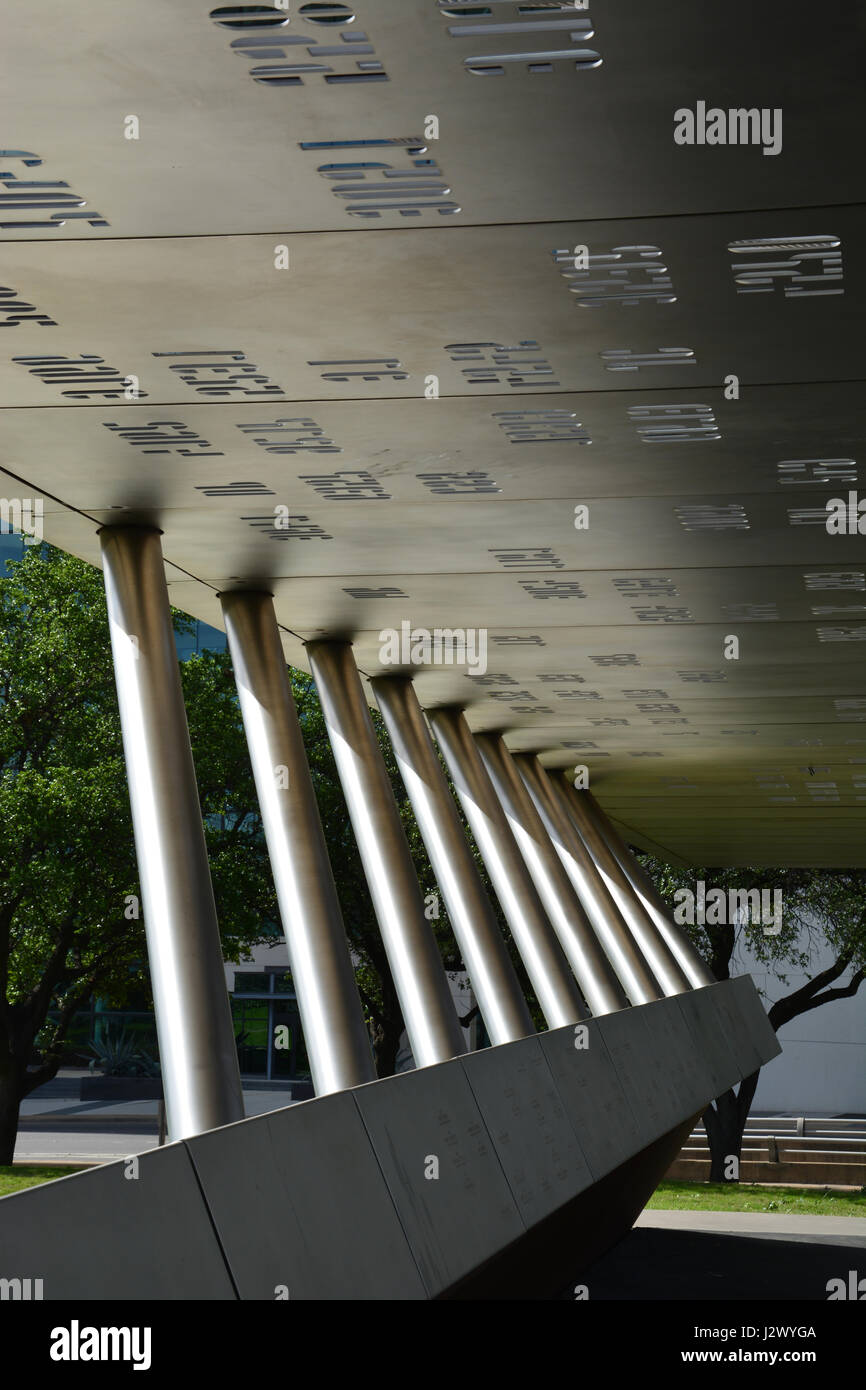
2,0,864,866
551,771,692,995
307,640,465,1065
372,675,534,1044
221,590,376,1092
99,527,244,1138
529,764,663,1005
474,733,628,1016
3,1,863,237
427,706,586,1027
576,787,715,988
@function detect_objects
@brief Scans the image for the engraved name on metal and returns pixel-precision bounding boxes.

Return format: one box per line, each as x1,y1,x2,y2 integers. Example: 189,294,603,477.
308,357,408,381
300,469,391,499
0,285,57,327
152,350,285,397
493,409,590,443
438,2,602,77
210,4,388,87
300,137,460,218
629,404,720,443
0,150,108,230
446,341,559,388
728,236,843,297
103,421,224,456
236,418,341,452
13,355,143,400
553,245,676,307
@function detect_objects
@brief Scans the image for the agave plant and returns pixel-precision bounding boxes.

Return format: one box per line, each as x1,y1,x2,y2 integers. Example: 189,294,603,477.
88,1027,160,1077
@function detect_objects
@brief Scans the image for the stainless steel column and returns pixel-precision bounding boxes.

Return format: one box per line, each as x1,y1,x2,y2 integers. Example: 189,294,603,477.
99,526,244,1139
571,788,715,989
475,735,627,1017
516,757,661,1005
554,773,691,996
372,677,534,1045
427,708,586,1027
221,592,376,1092
307,642,464,1066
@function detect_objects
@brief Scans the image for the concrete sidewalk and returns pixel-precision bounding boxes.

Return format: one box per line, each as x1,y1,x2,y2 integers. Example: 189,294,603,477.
12,1071,302,1164
637,1208,866,1240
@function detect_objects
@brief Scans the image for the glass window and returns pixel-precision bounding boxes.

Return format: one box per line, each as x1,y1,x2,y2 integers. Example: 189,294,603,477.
234,971,269,994
232,998,269,1076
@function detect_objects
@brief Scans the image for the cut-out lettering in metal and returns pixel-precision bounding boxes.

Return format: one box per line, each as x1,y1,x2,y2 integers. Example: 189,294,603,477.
301,469,390,499
439,2,601,76
0,284,57,327
237,417,340,452
104,420,223,456
728,235,843,297
554,245,675,307
489,547,564,569
519,579,585,598
417,471,500,494
14,355,143,399
211,4,387,86
196,481,275,496
630,404,720,443
675,504,749,531
447,341,558,388
0,150,108,230
493,409,590,443
600,347,695,371
308,357,408,381
154,350,284,397
302,137,460,218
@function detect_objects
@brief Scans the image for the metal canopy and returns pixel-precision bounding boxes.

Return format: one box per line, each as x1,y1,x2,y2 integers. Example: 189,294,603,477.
2,0,865,865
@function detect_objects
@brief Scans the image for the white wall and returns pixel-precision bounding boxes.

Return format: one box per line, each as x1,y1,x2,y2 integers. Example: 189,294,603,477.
733,932,866,1115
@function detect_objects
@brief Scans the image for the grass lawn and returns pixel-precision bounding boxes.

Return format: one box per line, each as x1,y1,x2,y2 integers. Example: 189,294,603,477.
0,1165,90,1198
649,1180,866,1218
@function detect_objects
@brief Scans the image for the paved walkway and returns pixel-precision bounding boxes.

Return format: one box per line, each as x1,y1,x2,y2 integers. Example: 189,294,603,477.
13,1072,300,1164
637,1208,866,1240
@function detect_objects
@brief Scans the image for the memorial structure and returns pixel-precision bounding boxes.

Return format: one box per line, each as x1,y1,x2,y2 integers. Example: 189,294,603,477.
0,0,859,1298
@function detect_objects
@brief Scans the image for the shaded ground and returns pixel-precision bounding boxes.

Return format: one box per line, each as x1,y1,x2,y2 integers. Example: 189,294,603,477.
565,1211,866,1300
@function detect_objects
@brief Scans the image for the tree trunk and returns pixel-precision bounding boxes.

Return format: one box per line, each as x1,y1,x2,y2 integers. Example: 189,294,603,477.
370,1016,403,1079
0,1072,22,1166
703,1069,761,1181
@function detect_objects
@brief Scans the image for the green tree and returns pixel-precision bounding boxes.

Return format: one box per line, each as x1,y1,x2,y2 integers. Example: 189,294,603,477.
0,547,273,1163
0,543,535,1162
637,857,866,1181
